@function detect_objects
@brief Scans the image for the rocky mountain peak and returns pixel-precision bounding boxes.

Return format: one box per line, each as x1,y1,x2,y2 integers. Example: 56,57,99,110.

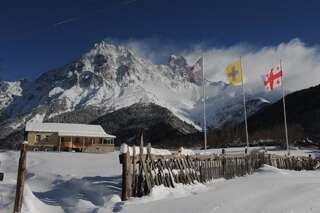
86,41,137,64
168,55,188,69
0,80,24,113
167,55,191,80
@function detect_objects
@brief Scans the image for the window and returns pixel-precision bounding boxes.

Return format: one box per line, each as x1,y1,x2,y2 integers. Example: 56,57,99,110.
104,139,113,145
36,135,41,143
45,135,49,142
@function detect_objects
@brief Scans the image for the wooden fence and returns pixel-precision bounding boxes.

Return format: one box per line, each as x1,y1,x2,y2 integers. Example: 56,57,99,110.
119,141,319,201
266,154,318,171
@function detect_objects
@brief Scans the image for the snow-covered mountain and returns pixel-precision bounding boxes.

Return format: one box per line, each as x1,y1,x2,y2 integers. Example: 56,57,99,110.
0,80,24,112
0,42,281,145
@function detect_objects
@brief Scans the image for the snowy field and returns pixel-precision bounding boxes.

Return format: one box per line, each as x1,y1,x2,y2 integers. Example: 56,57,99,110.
1,148,320,213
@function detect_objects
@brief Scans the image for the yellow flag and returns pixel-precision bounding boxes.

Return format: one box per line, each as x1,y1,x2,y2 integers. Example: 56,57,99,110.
224,60,242,85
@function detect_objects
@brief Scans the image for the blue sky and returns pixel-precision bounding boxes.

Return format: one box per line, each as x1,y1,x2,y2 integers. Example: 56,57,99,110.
1,0,319,81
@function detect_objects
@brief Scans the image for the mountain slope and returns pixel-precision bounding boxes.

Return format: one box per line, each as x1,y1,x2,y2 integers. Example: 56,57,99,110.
92,103,199,147
248,84,320,142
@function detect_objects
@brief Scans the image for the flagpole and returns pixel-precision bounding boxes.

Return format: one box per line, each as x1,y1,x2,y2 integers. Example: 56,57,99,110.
280,59,290,155
240,57,249,149
202,56,207,150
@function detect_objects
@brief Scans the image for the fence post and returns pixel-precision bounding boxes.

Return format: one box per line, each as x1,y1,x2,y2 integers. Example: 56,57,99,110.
308,154,313,170
13,142,28,213
199,161,204,183
139,132,152,194
0,161,4,182
146,143,155,187
132,145,136,196
138,133,144,196
268,154,272,166
222,155,226,178
120,144,131,201
245,155,249,174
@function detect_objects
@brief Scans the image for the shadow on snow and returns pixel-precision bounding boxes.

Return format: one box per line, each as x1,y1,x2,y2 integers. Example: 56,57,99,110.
33,175,124,213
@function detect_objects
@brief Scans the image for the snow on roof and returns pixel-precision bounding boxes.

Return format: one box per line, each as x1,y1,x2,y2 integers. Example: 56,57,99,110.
25,122,116,138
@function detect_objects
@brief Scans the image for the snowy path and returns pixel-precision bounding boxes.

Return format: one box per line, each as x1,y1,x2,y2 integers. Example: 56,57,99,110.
1,150,320,213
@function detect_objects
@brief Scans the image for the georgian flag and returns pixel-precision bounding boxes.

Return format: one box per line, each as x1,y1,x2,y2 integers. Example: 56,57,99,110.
264,65,283,91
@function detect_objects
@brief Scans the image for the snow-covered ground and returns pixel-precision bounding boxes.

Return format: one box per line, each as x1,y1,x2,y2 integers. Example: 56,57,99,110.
1,148,320,213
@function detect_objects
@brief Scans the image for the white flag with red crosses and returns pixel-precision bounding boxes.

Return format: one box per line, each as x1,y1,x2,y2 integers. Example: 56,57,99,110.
264,65,283,91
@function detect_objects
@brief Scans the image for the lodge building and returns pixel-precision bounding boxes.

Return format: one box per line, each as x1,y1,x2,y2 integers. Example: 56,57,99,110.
25,122,116,153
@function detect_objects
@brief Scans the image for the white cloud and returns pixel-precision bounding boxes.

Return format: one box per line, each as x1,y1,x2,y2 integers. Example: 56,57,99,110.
106,38,320,93
184,39,320,92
